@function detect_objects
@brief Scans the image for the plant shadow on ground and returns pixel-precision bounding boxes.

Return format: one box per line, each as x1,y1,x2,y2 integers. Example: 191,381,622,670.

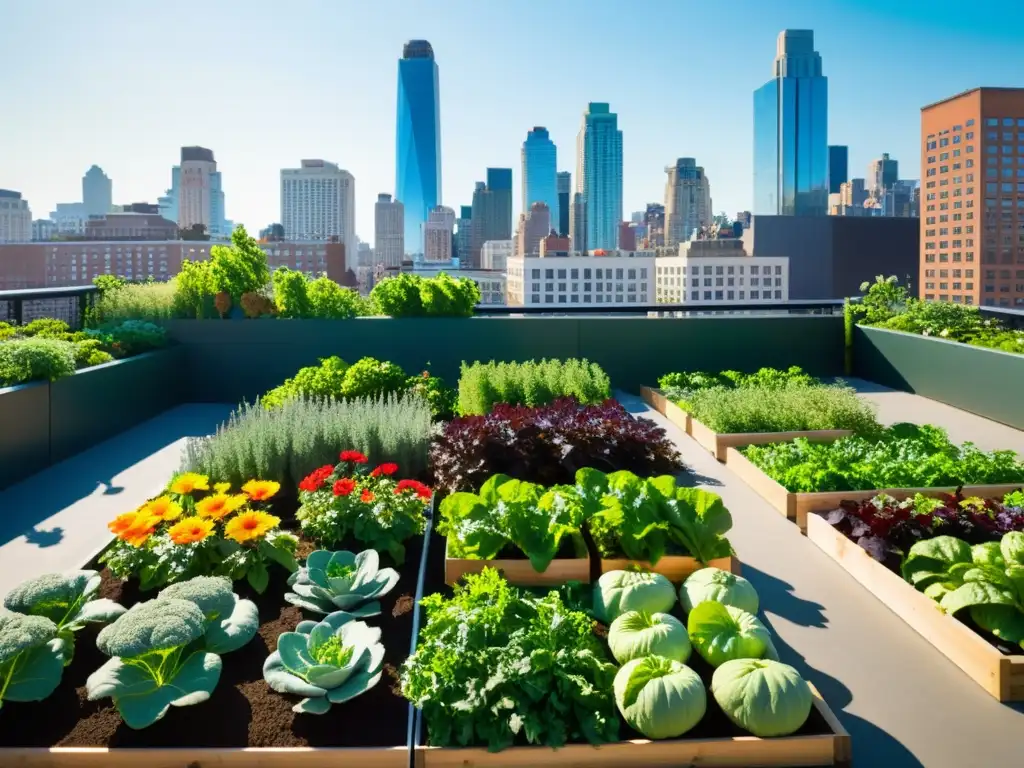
741,563,827,629
0,404,234,549
22,525,64,548
678,466,723,488
762,623,924,768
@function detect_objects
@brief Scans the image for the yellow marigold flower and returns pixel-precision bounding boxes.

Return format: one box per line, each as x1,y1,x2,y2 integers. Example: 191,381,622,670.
214,482,231,494
142,495,183,522
168,473,210,495
168,516,215,545
108,511,139,536
195,493,248,520
117,513,160,548
224,510,280,544
241,480,280,502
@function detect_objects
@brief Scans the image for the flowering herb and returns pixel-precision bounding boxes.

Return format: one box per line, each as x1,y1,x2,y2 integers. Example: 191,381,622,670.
100,472,298,593
297,452,431,564
429,397,684,495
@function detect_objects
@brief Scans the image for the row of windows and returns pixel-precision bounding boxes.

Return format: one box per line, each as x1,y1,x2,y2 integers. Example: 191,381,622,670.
656,264,783,276
924,269,977,278
528,281,642,294
657,289,784,302
529,267,647,280
527,293,648,305
656,276,783,288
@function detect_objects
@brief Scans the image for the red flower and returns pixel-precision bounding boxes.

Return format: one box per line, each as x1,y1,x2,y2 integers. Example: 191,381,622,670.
339,450,369,464
369,463,399,478
395,479,432,500
333,478,356,497
299,465,334,493
361,489,376,503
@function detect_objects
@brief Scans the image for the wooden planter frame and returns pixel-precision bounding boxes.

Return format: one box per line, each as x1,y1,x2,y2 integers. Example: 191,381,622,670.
444,535,591,586
2,746,408,767
413,684,850,768
599,555,740,582
724,447,1023,533
807,513,1024,701
640,387,852,461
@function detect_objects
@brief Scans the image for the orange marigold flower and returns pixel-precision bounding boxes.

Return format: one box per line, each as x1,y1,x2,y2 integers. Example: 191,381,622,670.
360,488,376,503
196,493,248,520
169,473,210,495
142,495,183,522
108,512,139,535
168,516,215,545
242,479,280,501
118,513,160,548
214,482,231,494
224,510,280,544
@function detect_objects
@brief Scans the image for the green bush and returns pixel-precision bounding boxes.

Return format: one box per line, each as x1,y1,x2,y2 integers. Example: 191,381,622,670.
0,322,15,341
180,394,433,488
271,267,312,318
20,318,71,338
262,356,350,409
91,280,177,323
307,276,364,319
86,320,168,357
340,357,408,399
370,272,480,317
209,225,270,302
657,366,817,410
71,338,115,368
173,259,215,319
0,337,78,386
457,358,612,416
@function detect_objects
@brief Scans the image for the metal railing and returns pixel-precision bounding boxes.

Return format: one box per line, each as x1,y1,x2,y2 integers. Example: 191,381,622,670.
979,304,1024,330
473,299,846,316
0,286,98,330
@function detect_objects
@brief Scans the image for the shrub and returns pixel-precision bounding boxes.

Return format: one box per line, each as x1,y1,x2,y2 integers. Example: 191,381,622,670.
429,397,684,494
180,395,433,489
87,320,168,358
174,259,215,319
262,356,350,409
307,276,364,319
91,280,177,324
0,322,15,341
370,273,423,316
370,272,480,317
71,338,114,368
0,337,78,386
457,358,611,415
271,267,312,318
20,318,72,338
657,366,816,410
209,225,270,302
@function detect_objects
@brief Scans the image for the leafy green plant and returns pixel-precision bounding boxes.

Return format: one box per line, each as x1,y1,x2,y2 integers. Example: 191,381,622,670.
711,659,812,737
87,320,168,357
90,280,177,324
271,267,312,318
613,655,706,739
370,273,423,316
179,395,433,489
264,611,385,714
457,358,611,416
679,567,759,614
370,272,480,317
400,568,619,751
71,338,115,368
209,225,270,303
439,474,586,573
592,570,677,624
0,612,70,708
284,548,400,616
262,356,350,409
744,423,1024,493
306,276,364,319
0,322,15,341
687,601,774,667
173,259,215,319
0,337,78,386
607,611,690,665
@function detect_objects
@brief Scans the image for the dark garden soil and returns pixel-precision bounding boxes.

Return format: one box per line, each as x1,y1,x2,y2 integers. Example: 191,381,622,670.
0,530,425,749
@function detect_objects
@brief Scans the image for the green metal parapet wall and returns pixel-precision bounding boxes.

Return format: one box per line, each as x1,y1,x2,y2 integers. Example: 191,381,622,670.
162,315,847,403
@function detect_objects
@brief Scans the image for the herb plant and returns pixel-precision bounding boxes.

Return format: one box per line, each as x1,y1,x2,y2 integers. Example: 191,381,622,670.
284,548,400,616
400,568,620,751
744,423,1024,493
429,397,684,494
457,358,612,416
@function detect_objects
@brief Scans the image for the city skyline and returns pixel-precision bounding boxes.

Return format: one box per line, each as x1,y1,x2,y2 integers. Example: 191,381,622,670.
3,1,1023,244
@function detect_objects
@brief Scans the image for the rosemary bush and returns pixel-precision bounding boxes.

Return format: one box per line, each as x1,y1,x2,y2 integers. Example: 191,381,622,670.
457,358,611,415
180,394,433,487
91,281,178,323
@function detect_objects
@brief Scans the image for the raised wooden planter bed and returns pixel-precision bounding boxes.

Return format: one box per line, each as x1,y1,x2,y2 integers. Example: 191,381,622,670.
639,386,690,433
724,447,1023,533
414,684,850,767
445,535,591,586
807,513,1024,701
599,555,740,582
2,746,408,767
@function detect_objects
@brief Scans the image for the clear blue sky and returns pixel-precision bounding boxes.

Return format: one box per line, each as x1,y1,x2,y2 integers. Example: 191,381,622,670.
2,0,1022,244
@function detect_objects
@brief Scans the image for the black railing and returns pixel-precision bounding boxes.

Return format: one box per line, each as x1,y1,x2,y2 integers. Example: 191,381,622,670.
979,304,1024,330
0,286,98,330
474,299,847,316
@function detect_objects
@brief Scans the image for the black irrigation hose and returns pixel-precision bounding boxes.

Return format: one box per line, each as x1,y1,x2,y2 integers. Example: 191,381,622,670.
406,500,434,768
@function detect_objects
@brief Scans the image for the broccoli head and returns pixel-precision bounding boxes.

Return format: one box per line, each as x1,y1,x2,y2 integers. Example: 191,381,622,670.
4,571,97,624
0,610,58,665
158,576,235,622
97,598,205,659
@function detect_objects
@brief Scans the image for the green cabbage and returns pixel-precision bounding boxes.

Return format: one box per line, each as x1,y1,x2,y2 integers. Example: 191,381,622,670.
613,655,706,739
687,601,772,667
608,611,690,664
679,567,759,614
711,658,812,737
593,570,676,624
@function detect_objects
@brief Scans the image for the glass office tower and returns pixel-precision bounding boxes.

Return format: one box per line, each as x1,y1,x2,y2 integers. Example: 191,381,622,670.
396,40,441,255
576,103,623,250
522,128,559,234
753,30,828,216
827,145,848,195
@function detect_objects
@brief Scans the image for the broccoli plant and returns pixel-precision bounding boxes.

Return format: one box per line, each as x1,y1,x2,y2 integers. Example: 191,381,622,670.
284,549,399,617
263,611,384,714
0,611,69,708
3,570,125,655
86,575,258,728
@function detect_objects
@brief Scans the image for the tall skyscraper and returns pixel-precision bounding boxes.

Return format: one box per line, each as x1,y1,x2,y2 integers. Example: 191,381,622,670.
868,153,898,197
570,192,586,252
515,202,551,257
522,127,559,234
469,169,513,267
664,158,713,247
158,166,180,226
82,166,112,217
280,159,356,259
753,30,828,216
209,171,227,238
454,205,472,264
644,203,665,247
576,103,623,250
395,40,441,256
374,193,405,268
556,171,571,236
178,146,218,233
0,190,31,243
424,205,456,263
827,145,848,195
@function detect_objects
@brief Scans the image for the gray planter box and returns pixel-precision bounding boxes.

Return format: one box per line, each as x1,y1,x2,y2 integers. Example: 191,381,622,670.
0,381,49,491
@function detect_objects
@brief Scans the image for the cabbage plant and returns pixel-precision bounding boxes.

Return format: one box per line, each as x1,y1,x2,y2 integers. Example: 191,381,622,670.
593,570,676,624
687,601,775,667
284,548,399,617
711,658,812,737
679,567,759,614
613,655,706,739
0,611,69,708
263,610,384,714
608,611,690,665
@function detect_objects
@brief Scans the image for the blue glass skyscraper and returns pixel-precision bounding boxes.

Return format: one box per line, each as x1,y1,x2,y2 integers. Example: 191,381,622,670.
753,30,828,216
522,127,558,234
576,103,623,250
396,40,441,255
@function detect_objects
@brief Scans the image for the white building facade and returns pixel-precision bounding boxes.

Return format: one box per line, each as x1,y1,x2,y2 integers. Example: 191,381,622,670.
423,205,455,263
280,159,356,261
374,194,405,268
506,251,654,307
0,190,31,243
481,239,514,271
664,158,712,247
411,264,505,305
655,240,789,305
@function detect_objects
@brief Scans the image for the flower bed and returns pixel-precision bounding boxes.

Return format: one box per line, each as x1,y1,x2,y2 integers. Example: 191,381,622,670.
728,424,1024,531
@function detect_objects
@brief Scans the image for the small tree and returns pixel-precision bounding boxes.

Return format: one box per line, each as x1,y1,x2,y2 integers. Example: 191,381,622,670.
210,225,270,303
850,275,908,325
